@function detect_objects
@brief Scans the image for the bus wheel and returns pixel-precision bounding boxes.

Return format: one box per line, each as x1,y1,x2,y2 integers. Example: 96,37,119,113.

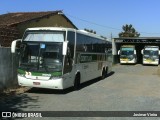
74,74,80,91
101,68,106,80
105,67,108,77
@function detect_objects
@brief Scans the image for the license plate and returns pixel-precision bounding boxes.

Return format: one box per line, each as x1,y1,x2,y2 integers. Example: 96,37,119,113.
121,59,128,61
33,82,40,85
146,59,152,62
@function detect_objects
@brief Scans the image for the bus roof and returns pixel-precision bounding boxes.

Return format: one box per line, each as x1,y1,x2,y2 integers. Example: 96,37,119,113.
76,30,108,41
25,27,110,42
144,46,159,48
26,27,75,31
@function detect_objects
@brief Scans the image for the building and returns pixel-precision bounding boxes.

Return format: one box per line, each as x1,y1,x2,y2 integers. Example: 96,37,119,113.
113,37,160,64
0,10,77,46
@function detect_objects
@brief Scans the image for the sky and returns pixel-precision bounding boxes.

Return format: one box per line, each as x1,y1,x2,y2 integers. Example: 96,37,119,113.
1,0,160,38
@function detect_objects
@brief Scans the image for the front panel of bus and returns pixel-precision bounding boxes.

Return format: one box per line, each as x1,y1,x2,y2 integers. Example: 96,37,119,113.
143,47,159,65
120,47,136,64
17,30,66,89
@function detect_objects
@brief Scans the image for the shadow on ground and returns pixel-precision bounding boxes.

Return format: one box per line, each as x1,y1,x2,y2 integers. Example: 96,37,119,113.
26,71,115,94
0,91,39,120
79,71,115,90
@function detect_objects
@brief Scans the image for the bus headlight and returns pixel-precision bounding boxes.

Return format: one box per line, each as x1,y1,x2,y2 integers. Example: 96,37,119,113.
25,72,32,76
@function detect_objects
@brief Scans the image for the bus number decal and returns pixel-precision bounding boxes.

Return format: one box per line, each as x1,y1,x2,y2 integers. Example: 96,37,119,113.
80,55,92,63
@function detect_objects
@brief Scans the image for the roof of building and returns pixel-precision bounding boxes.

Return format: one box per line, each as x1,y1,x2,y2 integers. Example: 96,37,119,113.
114,37,160,44
0,10,78,29
114,37,160,40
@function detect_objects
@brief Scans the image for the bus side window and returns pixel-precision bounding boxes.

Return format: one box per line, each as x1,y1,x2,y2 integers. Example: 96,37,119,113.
67,47,72,66
63,31,75,74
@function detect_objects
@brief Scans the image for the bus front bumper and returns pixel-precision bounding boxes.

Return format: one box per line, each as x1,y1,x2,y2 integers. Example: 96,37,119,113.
18,75,64,89
120,59,136,64
143,60,159,65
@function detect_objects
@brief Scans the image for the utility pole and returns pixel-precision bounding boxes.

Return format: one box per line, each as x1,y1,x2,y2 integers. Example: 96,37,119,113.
110,32,112,41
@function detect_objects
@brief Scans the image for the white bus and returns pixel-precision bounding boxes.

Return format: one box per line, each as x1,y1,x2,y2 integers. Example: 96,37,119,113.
11,27,112,90
141,46,160,65
118,45,137,64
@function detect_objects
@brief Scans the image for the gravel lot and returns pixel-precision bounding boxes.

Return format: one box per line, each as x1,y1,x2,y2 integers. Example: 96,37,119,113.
1,64,160,120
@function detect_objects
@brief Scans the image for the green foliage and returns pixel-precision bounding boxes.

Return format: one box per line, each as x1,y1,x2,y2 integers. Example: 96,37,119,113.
119,24,140,37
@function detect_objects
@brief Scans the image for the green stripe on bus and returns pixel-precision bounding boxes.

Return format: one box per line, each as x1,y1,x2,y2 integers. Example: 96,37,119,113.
51,72,62,76
17,69,62,76
17,69,25,74
80,54,107,63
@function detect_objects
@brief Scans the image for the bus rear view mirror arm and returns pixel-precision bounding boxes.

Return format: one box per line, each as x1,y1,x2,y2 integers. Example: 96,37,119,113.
62,41,68,55
118,50,120,55
11,39,22,53
141,49,144,54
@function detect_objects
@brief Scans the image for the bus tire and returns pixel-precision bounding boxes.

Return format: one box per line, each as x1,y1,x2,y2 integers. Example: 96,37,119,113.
74,73,80,91
105,67,108,77
101,68,106,80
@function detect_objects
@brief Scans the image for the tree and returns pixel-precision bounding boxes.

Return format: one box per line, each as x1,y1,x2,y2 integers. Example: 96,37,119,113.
119,24,140,37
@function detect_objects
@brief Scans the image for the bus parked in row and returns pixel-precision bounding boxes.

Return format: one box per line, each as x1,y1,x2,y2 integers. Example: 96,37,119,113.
141,46,160,65
118,45,137,64
11,27,112,90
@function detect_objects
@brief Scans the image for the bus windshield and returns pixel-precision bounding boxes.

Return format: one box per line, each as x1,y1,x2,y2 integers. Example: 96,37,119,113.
144,50,158,56
23,31,65,42
19,42,63,73
121,47,134,56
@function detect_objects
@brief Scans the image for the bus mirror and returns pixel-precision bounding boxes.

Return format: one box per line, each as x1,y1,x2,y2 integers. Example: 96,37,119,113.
62,41,68,55
141,49,144,54
105,48,108,53
11,39,22,53
118,50,120,55
134,50,136,55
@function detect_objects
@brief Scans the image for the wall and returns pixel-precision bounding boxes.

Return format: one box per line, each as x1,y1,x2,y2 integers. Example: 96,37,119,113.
0,47,18,91
112,38,119,64
0,27,19,47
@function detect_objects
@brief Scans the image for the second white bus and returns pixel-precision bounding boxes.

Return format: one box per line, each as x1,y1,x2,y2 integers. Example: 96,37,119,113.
141,46,160,65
